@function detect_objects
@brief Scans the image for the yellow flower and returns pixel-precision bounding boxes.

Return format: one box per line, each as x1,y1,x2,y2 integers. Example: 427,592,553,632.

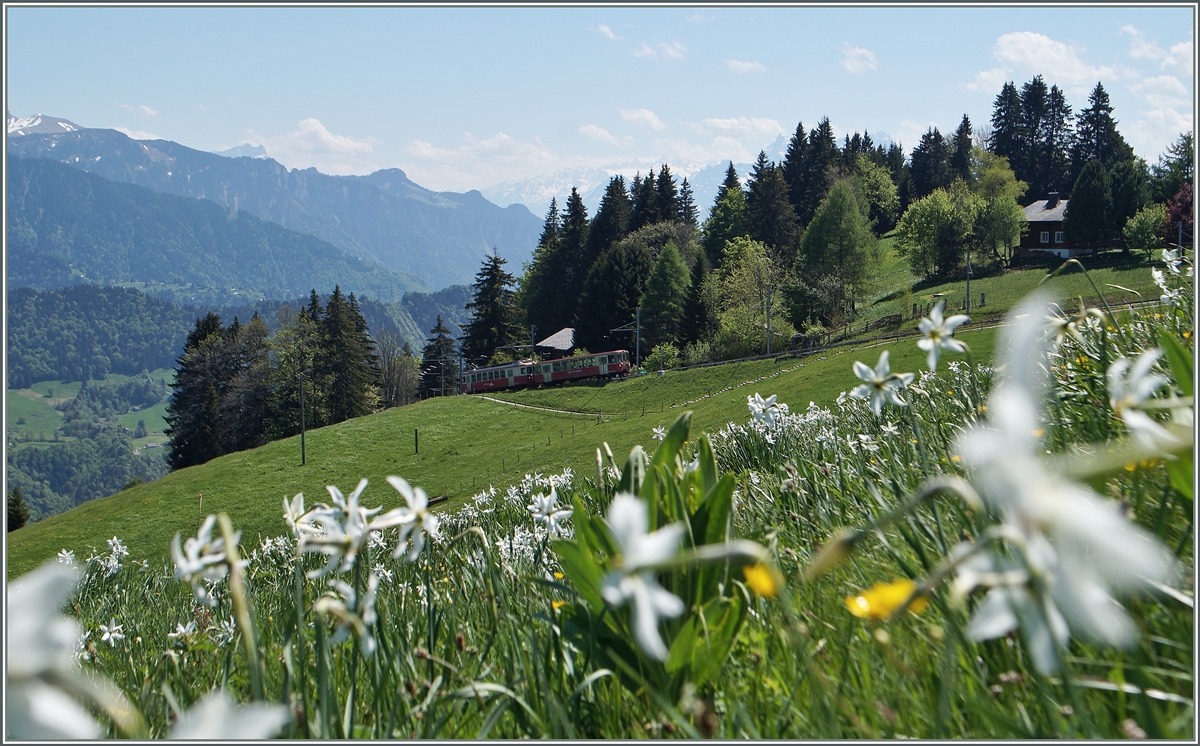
946,390,954,397
551,600,567,611
950,454,962,463
743,562,781,598
1031,428,1045,438
553,571,564,579
845,579,927,620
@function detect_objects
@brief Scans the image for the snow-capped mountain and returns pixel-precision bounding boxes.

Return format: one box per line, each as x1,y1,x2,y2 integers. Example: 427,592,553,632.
480,133,789,217
212,143,269,159
7,110,85,136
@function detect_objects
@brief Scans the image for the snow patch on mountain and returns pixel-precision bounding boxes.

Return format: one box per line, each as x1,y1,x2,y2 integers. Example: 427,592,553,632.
212,143,270,159
7,111,84,136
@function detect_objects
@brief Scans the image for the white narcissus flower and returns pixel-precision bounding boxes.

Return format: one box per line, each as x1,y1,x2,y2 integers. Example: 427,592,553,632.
652,426,667,441
600,493,686,661
299,480,385,577
850,351,914,417
747,393,784,427
1161,247,1182,275
918,300,969,370
1107,349,1177,449
99,618,125,647
954,295,1178,674
168,689,290,740
385,476,441,562
172,514,236,606
527,487,573,537
57,549,74,564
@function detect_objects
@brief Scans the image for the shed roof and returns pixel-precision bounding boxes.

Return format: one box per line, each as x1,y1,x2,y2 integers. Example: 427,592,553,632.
1023,198,1068,222
535,327,575,350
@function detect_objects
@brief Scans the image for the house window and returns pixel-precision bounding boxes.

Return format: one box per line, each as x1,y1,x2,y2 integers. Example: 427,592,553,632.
1054,231,1064,243
1040,231,1050,244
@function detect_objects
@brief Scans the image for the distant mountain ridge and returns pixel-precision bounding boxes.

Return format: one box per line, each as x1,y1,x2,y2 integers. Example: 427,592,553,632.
7,123,542,289
6,156,418,306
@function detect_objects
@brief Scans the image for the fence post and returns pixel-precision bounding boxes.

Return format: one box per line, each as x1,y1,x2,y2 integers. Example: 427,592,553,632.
980,292,985,307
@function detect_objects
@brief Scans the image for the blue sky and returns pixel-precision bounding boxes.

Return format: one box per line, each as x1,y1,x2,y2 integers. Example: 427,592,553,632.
6,5,1194,193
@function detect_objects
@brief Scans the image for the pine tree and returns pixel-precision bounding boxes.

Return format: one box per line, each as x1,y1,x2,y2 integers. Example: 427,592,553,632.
1071,82,1134,186
220,311,271,453
420,315,459,397
640,241,691,349
264,303,323,440
585,176,632,270
950,115,974,183
678,177,699,231
701,164,748,269
462,251,520,365
1150,132,1194,204
1063,159,1114,246
745,151,799,265
8,486,31,531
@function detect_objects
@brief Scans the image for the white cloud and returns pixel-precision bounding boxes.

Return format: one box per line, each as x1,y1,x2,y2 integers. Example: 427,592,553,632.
245,118,378,175
966,67,1012,94
113,127,162,140
1121,26,1195,78
724,59,765,74
400,131,563,190
655,136,754,166
990,31,1114,86
700,117,784,139
633,41,686,60
840,44,878,74
595,24,620,41
620,108,666,131
578,124,633,148
1131,74,1190,109
687,12,715,23
633,43,656,58
1126,107,1194,162
120,104,158,117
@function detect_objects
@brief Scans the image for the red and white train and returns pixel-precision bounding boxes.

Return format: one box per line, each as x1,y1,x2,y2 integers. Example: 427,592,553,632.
461,350,632,394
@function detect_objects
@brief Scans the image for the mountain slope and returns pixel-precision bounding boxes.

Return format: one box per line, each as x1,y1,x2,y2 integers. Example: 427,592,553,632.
7,126,541,289
6,156,418,305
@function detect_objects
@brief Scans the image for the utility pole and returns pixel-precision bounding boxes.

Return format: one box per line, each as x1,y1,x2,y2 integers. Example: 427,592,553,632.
610,308,642,368
965,244,972,313
752,282,775,354
298,369,307,466
530,325,537,361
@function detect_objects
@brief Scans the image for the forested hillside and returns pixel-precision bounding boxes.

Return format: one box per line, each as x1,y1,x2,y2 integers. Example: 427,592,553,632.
6,156,415,305
6,128,541,289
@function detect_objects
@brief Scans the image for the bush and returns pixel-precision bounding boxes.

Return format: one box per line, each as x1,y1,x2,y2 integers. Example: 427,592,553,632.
644,342,682,371
1123,203,1168,258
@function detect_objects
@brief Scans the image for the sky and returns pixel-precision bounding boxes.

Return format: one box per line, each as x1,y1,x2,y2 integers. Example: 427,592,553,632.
5,4,1195,195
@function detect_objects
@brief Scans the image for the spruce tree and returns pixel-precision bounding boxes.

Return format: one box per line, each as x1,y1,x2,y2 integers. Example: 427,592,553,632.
910,128,953,199
745,151,799,265
558,188,591,320
165,314,228,470
781,121,808,211
701,165,748,269
678,177,699,231
519,198,567,335
462,251,520,365
799,118,839,224
654,164,680,224
317,286,378,424
990,81,1025,170
1044,85,1075,196
1071,82,1134,186
8,486,31,531
679,254,712,347
420,315,459,397
1150,131,1194,204
640,241,691,349
1063,159,1114,246
950,115,974,184
220,311,271,452
573,239,654,354
1020,75,1050,195
1109,159,1151,233
585,176,632,271
629,169,658,231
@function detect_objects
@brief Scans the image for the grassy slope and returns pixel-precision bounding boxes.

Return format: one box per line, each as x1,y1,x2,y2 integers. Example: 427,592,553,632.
6,327,997,578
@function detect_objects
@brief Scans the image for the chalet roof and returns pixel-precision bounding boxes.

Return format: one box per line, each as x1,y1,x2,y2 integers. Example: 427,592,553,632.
535,327,575,351
1023,197,1068,222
